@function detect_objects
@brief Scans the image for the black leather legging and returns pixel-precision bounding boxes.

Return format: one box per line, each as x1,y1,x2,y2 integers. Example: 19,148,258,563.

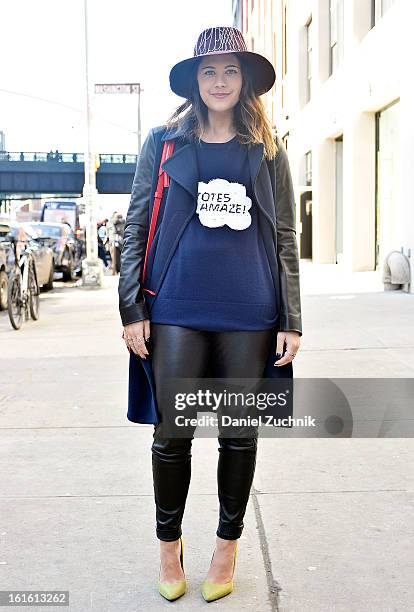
150,323,274,542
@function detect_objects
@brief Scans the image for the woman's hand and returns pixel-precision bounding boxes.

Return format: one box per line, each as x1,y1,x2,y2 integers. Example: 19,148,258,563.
274,330,301,366
122,320,151,359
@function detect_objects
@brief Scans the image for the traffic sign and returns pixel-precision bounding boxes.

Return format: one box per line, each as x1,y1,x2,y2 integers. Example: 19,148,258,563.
94,83,142,94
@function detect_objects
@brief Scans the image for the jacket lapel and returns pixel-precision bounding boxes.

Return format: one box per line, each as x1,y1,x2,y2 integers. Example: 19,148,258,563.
161,141,199,199
159,124,276,230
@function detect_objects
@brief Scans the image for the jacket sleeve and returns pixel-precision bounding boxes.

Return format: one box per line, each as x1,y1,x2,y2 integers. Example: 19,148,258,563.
118,128,156,326
273,136,303,336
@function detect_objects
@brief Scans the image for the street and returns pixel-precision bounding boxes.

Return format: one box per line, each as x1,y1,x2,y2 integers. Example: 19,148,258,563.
1,266,413,611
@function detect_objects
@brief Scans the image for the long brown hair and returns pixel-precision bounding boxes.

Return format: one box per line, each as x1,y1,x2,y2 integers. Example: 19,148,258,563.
165,54,278,160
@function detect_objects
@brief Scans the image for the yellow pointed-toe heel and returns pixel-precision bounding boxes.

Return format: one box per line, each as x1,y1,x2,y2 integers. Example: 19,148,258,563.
201,541,238,603
158,536,187,601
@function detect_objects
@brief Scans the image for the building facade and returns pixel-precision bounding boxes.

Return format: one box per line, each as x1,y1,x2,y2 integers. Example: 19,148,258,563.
234,0,413,291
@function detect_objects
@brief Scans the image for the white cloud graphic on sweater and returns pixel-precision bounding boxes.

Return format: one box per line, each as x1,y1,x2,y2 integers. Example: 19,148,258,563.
196,179,252,230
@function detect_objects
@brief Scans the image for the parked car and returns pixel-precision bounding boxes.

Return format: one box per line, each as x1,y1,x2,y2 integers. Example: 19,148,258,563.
24,221,84,280
9,222,55,291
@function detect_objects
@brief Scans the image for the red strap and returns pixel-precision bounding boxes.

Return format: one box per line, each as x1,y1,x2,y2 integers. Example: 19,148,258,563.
141,140,174,286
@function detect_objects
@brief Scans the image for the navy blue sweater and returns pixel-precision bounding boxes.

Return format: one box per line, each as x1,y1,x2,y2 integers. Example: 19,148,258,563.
150,136,278,331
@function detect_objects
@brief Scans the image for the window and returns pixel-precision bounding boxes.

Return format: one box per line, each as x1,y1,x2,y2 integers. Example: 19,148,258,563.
329,0,344,75
281,2,288,108
306,17,312,102
234,0,243,30
305,151,312,186
372,0,396,26
282,1,288,78
382,0,396,12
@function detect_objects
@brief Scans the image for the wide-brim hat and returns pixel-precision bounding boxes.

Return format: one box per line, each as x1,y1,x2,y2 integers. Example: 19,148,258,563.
169,26,276,99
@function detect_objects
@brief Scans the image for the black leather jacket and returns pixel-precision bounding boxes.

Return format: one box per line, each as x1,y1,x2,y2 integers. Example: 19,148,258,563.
118,125,302,336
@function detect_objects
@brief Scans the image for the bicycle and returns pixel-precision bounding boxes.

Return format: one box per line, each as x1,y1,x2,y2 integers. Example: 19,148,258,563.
7,235,40,330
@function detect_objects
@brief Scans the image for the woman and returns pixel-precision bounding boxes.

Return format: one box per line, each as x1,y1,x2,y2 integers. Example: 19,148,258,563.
118,26,302,602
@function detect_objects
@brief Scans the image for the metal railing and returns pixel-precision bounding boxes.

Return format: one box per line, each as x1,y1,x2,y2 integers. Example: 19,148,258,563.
0,151,138,164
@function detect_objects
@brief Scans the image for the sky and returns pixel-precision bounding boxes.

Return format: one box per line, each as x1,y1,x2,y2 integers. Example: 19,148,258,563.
0,0,234,214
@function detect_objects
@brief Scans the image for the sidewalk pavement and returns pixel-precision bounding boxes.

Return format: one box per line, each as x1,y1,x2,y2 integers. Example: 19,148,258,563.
0,265,413,611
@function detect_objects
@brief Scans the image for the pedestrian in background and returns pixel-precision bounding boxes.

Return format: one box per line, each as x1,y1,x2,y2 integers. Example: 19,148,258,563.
107,211,125,275
118,25,302,603
97,220,108,268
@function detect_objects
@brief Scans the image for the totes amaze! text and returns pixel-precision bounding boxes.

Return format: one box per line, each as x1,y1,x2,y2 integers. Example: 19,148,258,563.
196,178,252,230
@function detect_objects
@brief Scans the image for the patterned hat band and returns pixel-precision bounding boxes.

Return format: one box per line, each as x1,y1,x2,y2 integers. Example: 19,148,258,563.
169,26,276,99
